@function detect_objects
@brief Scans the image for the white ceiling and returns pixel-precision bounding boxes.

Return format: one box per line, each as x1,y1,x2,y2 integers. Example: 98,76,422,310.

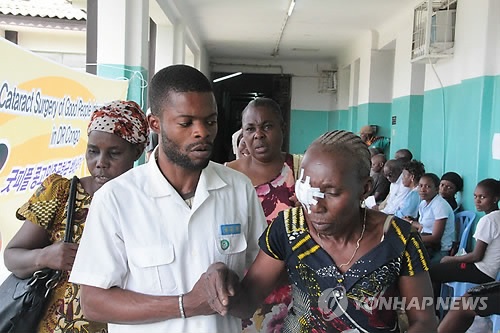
181,0,419,61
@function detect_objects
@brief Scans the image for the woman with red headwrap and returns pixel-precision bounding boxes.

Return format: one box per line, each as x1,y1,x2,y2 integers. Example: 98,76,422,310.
4,101,149,333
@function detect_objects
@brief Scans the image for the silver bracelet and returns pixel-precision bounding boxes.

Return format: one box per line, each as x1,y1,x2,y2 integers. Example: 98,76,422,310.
178,294,186,319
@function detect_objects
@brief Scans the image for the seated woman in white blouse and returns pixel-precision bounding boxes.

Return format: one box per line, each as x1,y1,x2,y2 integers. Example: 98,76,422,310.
404,173,455,265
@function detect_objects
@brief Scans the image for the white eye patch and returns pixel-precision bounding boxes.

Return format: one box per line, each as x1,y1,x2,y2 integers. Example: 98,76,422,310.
295,168,325,213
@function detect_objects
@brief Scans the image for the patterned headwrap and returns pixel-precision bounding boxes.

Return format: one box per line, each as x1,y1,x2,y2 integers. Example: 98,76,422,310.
87,100,149,148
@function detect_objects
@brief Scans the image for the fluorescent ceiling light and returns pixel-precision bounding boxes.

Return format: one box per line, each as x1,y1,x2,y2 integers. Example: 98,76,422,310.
213,72,242,83
292,47,320,52
287,0,296,16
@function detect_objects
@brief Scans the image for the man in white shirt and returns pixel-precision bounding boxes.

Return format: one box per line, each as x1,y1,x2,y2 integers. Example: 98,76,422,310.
378,159,410,214
70,65,267,333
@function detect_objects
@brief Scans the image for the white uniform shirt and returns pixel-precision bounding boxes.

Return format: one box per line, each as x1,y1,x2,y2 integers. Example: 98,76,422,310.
418,194,455,251
70,156,267,333
382,173,410,214
474,210,500,279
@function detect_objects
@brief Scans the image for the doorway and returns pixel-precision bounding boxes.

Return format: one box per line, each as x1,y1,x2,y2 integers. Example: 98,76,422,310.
211,72,292,163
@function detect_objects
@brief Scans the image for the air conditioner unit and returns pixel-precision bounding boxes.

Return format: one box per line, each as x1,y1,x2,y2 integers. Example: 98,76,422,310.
411,0,457,63
318,70,337,93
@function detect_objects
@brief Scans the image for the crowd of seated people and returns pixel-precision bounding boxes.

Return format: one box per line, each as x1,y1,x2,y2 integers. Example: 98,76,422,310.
351,127,499,332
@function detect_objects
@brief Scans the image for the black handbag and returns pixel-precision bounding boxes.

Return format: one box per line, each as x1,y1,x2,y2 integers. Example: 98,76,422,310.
0,176,79,333
467,280,500,296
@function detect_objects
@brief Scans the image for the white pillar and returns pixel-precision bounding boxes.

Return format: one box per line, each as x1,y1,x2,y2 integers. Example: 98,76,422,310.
173,23,185,64
96,0,149,108
348,59,360,108
155,24,174,71
337,66,350,110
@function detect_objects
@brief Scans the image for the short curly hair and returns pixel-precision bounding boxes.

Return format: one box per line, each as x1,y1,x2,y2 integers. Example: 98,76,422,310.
403,160,425,183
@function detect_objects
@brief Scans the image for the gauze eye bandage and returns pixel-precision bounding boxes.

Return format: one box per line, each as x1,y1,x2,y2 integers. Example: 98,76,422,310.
295,168,325,213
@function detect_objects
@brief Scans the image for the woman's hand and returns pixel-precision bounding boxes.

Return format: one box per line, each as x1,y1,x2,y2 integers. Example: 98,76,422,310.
288,194,301,207
402,215,422,231
410,221,423,232
40,242,79,271
4,220,75,278
440,255,454,263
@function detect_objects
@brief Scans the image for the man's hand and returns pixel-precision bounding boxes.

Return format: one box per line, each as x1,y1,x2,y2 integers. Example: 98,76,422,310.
183,273,217,317
203,262,241,316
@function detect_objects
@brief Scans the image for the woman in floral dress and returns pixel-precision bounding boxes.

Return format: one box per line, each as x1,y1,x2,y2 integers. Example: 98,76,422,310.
227,97,297,332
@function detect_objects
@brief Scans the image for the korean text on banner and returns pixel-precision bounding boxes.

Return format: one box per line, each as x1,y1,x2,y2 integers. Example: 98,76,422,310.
0,39,129,282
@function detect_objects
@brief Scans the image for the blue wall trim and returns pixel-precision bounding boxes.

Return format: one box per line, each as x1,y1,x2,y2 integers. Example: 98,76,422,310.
97,64,148,109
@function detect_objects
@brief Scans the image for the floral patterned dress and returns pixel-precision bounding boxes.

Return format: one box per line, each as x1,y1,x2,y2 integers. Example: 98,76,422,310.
16,174,107,333
243,154,296,333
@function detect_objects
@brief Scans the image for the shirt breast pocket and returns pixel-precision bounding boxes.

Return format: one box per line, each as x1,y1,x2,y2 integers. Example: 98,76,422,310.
128,245,177,295
214,234,248,266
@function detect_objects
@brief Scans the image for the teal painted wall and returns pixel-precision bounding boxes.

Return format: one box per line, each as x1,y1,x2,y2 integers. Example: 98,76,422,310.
357,103,392,136
289,110,329,154
489,76,500,177
289,75,500,212
357,104,369,132
290,104,391,154
97,64,148,109
391,95,424,160
421,76,500,211
350,106,358,133
367,103,392,139
337,109,350,130
328,109,342,130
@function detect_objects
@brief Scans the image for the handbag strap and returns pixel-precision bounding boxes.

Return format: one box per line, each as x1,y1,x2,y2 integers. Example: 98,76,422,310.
63,176,78,243
25,176,78,291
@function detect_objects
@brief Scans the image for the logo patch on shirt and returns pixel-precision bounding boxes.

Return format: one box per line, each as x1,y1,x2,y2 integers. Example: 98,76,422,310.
220,224,241,235
220,239,230,250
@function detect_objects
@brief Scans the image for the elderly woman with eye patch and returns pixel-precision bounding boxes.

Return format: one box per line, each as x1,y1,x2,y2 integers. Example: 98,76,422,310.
204,131,438,333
